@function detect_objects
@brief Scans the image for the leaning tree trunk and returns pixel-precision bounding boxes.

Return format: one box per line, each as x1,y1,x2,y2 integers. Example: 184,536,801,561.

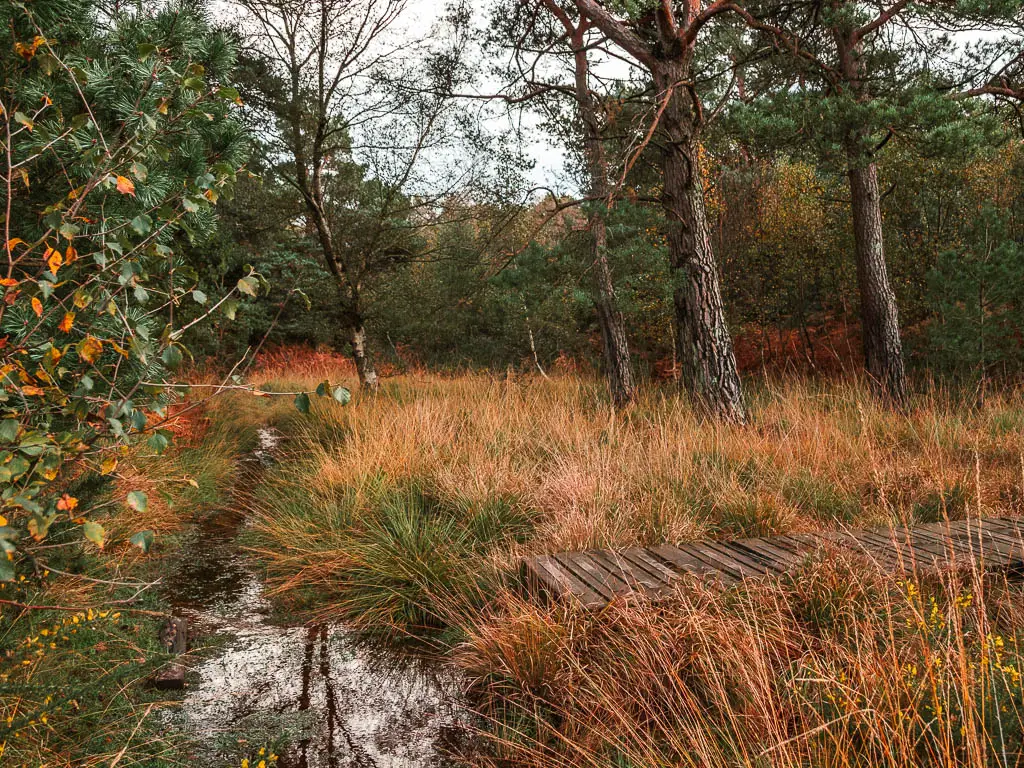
656,65,746,423
590,216,637,407
847,157,907,406
573,42,637,408
349,318,379,389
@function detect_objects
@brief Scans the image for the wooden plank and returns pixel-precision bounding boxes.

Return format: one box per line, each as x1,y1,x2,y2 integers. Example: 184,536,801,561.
153,616,187,690
521,557,560,596
552,552,616,603
648,543,725,580
727,538,797,573
912,528,982,562
529,555,604,607
522,517,1024,609
561,552,631,600
618,548,680,585
704,541,776,576
591,550,662,593
683,543,761,580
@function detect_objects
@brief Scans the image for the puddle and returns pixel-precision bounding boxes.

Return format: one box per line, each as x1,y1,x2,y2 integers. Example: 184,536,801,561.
161,428,467,767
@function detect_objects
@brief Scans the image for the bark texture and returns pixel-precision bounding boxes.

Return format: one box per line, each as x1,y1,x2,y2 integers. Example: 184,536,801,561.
655,62,746,423
349,320,379,389
835,25,908,406
847,159,906,404
571,34,637,408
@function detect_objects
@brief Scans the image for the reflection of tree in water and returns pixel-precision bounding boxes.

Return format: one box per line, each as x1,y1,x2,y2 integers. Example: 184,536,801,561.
289,624,461,768
163,428,466,767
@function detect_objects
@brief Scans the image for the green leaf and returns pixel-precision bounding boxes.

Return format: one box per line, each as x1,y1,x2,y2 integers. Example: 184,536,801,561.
222,300,239,320
161,344,183,370
130,530,155,553
126,490,148,513
82,521,105,549
137,42,158,61
18,432,50,456
0,420,19,442
332,386,352,405
14,111,33,131
182,76,206,91
147,432,170,454
192,289,207,305
294,392,311,414
27,511,56,540
130,214,152,235
0,455,31,483
0,556,14,582
237,276,259,297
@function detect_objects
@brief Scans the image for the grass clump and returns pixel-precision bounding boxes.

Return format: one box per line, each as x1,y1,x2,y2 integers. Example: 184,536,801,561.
459,557,1024,768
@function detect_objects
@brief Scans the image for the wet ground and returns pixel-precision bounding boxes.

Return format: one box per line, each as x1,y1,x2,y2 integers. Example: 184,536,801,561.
161,429,466,767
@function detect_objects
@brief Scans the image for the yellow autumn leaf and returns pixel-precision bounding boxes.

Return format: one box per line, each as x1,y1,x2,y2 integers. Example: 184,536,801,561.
115,175,135,196
31,297,42,317
58,312,74,333
79,335,102,363
46,247,62,275
100,456,118,475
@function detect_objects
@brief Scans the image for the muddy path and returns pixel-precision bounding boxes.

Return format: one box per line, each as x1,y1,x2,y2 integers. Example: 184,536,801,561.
160,428,467,767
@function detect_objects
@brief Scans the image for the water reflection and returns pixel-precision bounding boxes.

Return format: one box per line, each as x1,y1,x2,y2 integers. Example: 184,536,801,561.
163,429,466,767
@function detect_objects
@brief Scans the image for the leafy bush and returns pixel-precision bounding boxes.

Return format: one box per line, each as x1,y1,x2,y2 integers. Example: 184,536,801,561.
0,0,254,578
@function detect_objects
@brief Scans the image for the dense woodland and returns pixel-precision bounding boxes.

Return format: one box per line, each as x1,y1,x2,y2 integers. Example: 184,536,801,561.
4,0,1024,765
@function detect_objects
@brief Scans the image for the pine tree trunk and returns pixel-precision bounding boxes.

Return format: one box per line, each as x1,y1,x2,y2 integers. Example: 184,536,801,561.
572,39,637,408
590,215,636,406
656,66,746,423
349,320,378,389
847,159,907,405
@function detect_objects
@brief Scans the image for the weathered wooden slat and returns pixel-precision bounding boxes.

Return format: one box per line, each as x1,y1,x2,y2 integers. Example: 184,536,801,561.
523,518,1024,608
683,543,760,580
728,539,796,573
592,550,660,593
705,541,776,575
563,552,632,599
618,548,680,585
553,552,616,603
526,555,604,607
648,543,724,579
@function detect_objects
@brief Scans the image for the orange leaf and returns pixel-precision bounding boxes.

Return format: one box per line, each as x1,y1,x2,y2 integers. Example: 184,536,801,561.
56,494,79,512
115,176,135,196
0,278,17,288
58,312,74,333
5,238,24,252
64,244,77,263
46,247,62,275
31,297,42,317
80,335,102,363
21,385,43,396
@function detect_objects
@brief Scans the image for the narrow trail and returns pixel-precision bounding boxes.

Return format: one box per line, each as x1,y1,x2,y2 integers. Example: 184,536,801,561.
160,428,466,767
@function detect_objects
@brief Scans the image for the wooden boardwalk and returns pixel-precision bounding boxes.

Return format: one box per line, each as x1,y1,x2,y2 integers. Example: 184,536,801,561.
522,517,1024,608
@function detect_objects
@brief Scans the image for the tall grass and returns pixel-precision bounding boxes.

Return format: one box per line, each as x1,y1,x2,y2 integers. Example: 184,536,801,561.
232,369,1024,765
244,372,1023,584
459,552,1024,768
